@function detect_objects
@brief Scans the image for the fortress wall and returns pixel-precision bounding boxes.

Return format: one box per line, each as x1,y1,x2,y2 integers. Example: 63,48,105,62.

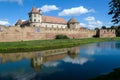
99,29,116,38
0,26,96,42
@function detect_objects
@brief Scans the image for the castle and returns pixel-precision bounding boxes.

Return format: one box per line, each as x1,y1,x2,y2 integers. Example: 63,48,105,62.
15,6,79,29
0,7,116,42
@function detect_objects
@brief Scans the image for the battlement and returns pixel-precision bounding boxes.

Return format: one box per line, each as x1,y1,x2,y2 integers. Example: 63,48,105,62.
100,29,115,34
0,26,115,42
99,29,116,38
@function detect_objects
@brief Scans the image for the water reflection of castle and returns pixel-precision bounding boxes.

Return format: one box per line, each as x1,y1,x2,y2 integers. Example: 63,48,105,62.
0,47,80,72
98,42,116,49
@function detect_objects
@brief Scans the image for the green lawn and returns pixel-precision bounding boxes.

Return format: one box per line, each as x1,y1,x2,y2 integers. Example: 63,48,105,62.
0,37,120,53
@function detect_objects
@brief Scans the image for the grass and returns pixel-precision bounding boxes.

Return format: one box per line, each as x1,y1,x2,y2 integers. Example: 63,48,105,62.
0,37,120,53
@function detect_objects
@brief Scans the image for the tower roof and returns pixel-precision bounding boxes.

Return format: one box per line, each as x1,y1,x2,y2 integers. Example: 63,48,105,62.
68,18,79,24
29,6,40,14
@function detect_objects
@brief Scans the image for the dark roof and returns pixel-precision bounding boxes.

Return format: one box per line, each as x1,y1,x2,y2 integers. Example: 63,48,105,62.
22,20,29,25
15,19,22,25
68,18,79,24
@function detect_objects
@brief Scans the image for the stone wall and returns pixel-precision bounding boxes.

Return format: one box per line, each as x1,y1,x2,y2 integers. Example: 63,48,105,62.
0,26,102,42
99,29,116,38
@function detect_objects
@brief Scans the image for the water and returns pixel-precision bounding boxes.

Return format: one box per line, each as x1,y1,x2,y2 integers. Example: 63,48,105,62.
0,41,120,80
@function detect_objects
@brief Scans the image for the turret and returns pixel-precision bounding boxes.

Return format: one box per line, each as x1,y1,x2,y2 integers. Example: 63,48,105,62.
67,18,79,29
28,6,42,27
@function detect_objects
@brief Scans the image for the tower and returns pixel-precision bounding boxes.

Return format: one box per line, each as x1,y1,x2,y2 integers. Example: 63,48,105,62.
67,18,79,29
28,6,42,27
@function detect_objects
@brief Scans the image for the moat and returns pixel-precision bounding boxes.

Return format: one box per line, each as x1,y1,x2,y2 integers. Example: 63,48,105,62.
0,41,120,80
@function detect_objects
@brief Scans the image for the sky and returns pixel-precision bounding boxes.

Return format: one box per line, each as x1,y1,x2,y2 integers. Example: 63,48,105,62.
0,0,115,29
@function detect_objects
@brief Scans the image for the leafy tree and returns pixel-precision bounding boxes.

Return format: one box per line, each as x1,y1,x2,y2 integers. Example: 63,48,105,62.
108,0,120,24
55,35,69,39
94,27,99,30
110,26,115,29
101,26,107,29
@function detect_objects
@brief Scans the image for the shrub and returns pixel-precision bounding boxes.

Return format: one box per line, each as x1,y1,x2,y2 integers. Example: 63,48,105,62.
55,35,69,39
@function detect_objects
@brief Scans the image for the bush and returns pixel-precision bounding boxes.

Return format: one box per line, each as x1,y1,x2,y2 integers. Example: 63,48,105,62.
55,35,69,39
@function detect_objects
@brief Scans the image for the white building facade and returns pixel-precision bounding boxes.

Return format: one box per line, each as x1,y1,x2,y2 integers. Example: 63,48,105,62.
15,7,79,29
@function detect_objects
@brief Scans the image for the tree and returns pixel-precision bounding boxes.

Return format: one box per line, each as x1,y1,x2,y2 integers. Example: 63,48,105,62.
110,26,115,29
101,26,107,29
94,27,99,30
108,0,120,24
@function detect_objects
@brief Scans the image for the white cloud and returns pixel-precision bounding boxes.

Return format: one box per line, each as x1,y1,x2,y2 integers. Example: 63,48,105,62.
59,6,94,16
40,5,59,13
0,19,10,26
85,16,95,21
63,56,90,65
0,0,23,5
44,61,60,67
80,16,103,29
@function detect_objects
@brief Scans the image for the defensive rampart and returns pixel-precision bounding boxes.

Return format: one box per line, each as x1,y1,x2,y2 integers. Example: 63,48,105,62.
0,26,96,42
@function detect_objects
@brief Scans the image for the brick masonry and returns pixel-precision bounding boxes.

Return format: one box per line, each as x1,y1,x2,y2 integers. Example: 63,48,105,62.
0,26,116,42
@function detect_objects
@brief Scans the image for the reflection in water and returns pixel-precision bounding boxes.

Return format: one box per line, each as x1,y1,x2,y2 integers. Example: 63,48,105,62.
0,41,120,80
63,56,90,65
30,47,80,72
0,47,85,80
97,41,120,49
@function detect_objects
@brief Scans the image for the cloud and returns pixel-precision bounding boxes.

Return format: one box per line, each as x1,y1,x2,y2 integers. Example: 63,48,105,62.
44,61,60,67
0,19,10,26
40,5,59,13
58,6,94,16
0,0,23,5
63,56,90,65
80,16,103,29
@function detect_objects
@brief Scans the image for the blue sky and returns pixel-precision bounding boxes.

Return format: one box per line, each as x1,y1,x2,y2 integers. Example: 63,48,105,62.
0,0,113,29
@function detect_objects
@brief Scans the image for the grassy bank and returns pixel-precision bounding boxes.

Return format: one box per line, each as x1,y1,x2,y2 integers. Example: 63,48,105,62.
0,37,120,53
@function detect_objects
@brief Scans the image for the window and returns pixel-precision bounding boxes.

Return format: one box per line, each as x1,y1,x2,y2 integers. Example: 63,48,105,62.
38,20,40,22
34,19,36,22
52,25,54,28
29,15,31,18
33,25,35,27
34,14,36,17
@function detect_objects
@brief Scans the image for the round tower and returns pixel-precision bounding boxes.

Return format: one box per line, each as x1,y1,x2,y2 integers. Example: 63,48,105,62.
67,18,79,29
28,6,42,27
